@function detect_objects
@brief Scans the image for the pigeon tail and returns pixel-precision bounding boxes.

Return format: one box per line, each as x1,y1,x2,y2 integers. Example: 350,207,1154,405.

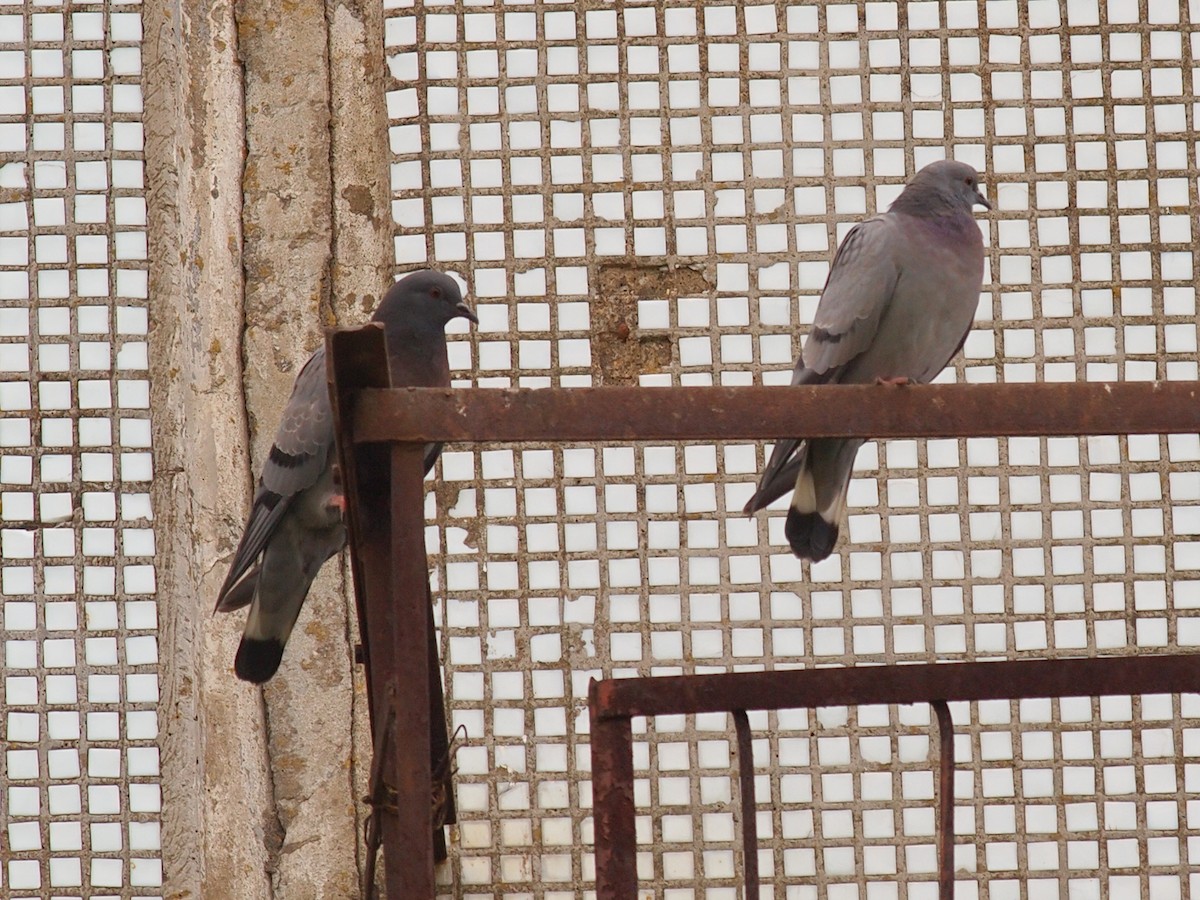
232,552,314,684
783,438,857,562
235,638,285,683
785,460,840,561
785,508,839,562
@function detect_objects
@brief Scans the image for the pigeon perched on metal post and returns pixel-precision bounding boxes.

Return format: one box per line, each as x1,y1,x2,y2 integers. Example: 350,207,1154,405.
744,160,990,562
214,269,478,683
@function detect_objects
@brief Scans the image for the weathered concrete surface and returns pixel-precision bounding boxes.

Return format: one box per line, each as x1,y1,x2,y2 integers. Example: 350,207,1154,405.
144,0,277,897
147,0,391,894
236,0,359,895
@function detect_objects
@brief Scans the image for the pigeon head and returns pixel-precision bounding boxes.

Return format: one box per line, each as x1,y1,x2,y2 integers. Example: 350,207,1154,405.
892,160,991,216
374,269,478,328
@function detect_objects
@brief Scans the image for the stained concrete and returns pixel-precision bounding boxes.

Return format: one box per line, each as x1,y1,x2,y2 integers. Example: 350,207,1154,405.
145,0,391,895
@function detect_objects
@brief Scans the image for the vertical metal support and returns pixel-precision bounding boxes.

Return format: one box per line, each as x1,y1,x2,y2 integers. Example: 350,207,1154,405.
327,325,391,726
590,680,638,900
388,441,436,895
427,580,456,859
328,327,454,895
932,700,956,900
360,684,396,898
732,710,759,900
352,434,407,896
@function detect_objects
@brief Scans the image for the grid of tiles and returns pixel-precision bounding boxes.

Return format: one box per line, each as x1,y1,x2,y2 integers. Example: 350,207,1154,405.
0,0,162,896
383,1,1200,897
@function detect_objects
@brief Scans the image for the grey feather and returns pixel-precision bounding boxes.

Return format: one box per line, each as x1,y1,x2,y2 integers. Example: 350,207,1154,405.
214,349,334,609
745,160,989,561
215,269,477,683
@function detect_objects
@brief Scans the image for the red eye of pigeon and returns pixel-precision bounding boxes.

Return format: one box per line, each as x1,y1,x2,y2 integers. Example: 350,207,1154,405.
431,287,442,299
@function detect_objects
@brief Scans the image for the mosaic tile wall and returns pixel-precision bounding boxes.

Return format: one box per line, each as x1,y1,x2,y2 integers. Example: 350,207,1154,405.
384,1,1200,897
0,0,162,896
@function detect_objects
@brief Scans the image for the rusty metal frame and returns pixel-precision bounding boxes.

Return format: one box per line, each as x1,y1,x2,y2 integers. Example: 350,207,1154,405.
588,655,1200,899
324,324,1200,898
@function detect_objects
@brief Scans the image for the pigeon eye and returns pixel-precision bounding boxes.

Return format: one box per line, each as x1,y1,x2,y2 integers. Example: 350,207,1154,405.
431,287,442,299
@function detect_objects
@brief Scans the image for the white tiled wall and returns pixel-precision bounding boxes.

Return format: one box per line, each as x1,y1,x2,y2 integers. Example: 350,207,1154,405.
386,2,1200,897
0,1,161,895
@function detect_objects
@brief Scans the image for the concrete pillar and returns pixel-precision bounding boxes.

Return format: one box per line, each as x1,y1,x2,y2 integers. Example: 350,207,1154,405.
145,0,391,894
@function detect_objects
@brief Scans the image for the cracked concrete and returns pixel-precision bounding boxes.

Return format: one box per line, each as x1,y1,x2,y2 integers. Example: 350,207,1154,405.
146,0,391,895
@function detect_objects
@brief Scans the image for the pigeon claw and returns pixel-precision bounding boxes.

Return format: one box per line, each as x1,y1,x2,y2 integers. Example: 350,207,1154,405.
874,375,911,386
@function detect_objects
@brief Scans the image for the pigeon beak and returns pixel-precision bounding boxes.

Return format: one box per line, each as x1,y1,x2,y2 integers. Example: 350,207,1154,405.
975,189,992,210
455,302,479,325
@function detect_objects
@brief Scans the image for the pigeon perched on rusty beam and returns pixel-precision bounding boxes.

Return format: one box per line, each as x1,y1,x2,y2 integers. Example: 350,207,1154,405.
215,269,477,683
744,160,990,562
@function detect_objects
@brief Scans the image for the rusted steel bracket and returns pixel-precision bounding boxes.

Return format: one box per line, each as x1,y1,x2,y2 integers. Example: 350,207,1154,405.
589,654,1200,899
327,325,456,897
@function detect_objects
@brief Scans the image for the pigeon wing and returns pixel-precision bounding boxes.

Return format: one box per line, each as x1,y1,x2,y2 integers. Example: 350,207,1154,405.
800,216,901,378
215,348,335,612
745,218,901,512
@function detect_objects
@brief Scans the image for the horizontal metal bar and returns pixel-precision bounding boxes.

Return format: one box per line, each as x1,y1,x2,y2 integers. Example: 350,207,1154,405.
591,654,1200,720
352,382,1200,444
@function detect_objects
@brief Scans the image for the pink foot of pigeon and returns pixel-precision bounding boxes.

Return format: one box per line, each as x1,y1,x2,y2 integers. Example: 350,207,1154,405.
874,375,911,386
327,493,347,516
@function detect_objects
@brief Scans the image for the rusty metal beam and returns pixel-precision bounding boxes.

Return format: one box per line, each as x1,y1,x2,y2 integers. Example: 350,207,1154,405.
732,710,758,900
388,442,437,895
326,326,455,893
589,682,638,900
590,654,1200,721
352,381,1200,444
932,700,955,900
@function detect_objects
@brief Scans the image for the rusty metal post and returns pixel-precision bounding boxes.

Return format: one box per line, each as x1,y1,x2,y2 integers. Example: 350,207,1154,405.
329,327,411,895
351,431,406,895
386,441,437,895
327,326,455,895
732,710,759,900
590,679,637,900
327,325,391,723
931,700,955,900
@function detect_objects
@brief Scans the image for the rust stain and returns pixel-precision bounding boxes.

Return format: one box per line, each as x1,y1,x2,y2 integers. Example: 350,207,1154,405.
304,618,330,642
432,481,464,517
340,184,377,224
